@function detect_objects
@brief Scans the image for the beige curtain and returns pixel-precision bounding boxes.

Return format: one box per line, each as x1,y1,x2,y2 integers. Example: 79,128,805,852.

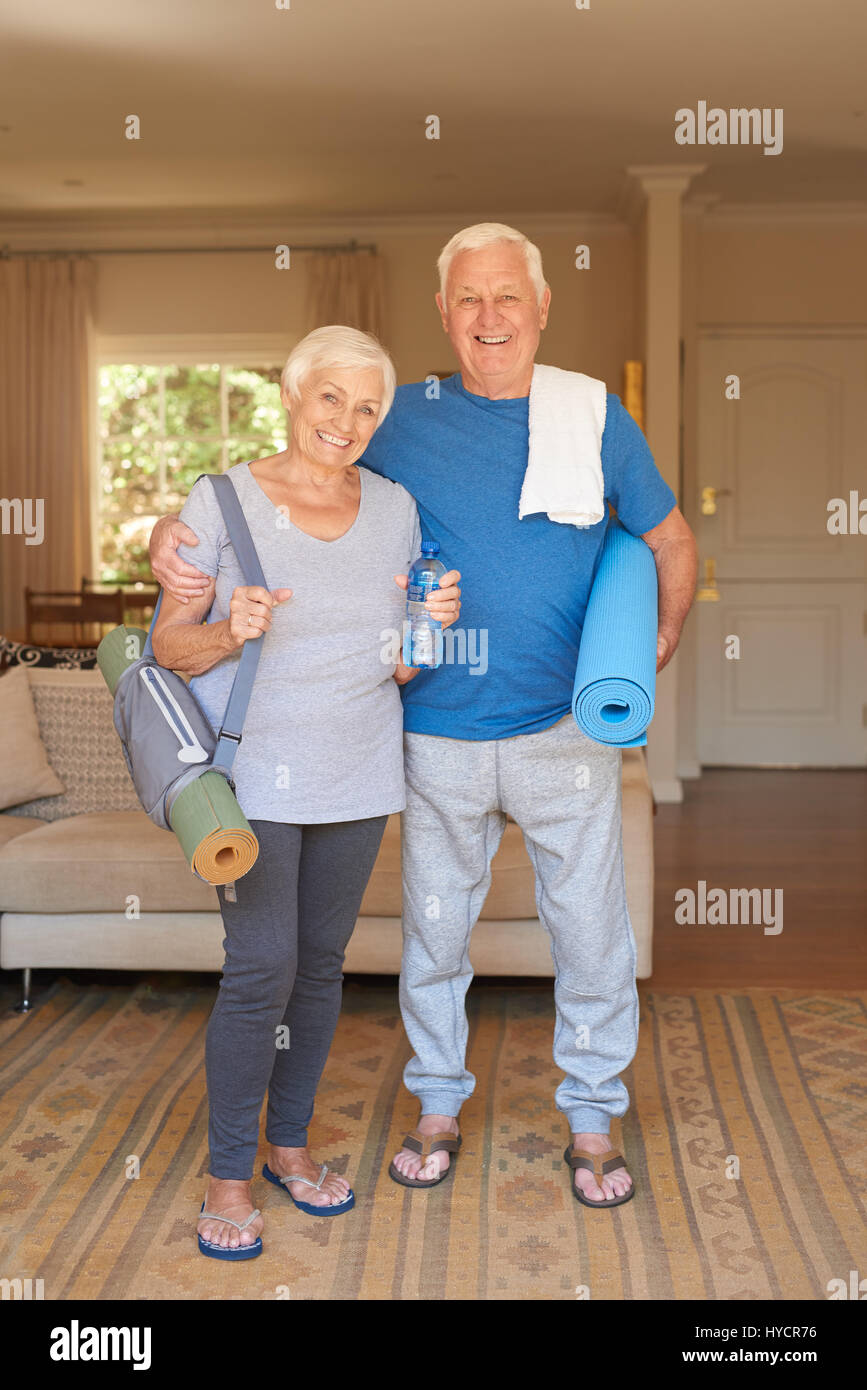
0,256,96,636
304,250,385,339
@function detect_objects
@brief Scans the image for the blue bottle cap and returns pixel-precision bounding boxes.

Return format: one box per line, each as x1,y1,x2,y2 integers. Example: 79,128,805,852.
421,539,440,555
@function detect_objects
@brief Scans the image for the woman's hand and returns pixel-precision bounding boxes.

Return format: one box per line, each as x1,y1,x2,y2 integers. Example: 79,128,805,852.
393,569,462,630
227,585,293,649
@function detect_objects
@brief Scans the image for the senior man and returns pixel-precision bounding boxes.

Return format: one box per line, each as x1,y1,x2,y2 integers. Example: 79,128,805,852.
149,223,697,1209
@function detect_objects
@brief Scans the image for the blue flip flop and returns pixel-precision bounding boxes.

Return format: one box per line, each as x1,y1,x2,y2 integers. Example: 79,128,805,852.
262,1161,355,1216
197,1200,263,1260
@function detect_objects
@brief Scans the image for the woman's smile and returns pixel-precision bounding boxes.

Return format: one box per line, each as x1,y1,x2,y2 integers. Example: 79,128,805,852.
316,428,353,448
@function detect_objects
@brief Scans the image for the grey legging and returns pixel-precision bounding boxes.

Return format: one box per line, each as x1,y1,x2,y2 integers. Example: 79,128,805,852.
205,815,388,1178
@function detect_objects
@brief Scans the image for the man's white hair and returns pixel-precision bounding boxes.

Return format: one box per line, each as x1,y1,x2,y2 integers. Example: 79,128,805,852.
437,223,548,306
280,324,396,420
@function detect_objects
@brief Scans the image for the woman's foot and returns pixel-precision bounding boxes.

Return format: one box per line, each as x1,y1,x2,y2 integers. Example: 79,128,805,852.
267,1144,352,1207
390,1113,459,1183
197,1177,264,1250
571,1132,633,1202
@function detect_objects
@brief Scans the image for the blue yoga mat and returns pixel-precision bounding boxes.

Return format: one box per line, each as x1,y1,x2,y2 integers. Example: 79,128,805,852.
572,519,658,747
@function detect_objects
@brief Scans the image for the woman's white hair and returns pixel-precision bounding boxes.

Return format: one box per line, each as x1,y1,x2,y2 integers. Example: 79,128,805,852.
437,223,548,306
280,324,397,420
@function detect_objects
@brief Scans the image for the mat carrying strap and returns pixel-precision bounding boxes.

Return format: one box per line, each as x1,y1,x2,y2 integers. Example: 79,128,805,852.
143,472,270,779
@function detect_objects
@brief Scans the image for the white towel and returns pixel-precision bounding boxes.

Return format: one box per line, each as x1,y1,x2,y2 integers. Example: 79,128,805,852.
519,363,607,528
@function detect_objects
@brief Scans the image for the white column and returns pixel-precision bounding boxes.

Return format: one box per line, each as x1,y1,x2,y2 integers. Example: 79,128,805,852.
623,165,704,803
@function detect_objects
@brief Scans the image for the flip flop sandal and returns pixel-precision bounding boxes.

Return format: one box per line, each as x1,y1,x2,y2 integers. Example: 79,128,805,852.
388,1129,462,1188
563,1144,636,1209
197,1201,263,1260
262,1162,355,1216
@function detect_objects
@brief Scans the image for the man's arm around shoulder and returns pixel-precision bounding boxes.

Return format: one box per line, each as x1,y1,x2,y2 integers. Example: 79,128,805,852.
149,514,211,604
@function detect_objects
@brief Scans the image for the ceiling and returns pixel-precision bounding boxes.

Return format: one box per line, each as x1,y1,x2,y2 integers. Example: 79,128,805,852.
0,0,865,224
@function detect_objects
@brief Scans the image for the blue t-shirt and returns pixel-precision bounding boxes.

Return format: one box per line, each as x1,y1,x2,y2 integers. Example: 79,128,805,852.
361,373,676,740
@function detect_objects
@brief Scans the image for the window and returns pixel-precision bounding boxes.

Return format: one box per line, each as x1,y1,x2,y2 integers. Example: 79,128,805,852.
97,362,288,582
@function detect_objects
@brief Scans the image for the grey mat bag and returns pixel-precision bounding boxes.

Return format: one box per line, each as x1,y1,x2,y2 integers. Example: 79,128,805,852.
106,472,270,829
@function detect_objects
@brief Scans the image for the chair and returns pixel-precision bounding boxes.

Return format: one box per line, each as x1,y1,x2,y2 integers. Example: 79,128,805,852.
81,578,159,624
24,588,126,648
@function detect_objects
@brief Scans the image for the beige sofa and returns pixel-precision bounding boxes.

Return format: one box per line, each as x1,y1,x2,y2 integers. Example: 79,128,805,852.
0,667,655,1009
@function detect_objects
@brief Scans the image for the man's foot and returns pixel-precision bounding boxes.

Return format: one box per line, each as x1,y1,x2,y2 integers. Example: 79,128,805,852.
570,1132,633,1203
267,1144,352,1208
390,1114,459,1183
197,1177,264,1250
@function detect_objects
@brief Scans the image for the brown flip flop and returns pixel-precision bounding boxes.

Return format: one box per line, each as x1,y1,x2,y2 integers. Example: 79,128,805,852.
564,1143,636,1209
388,1129,462,1188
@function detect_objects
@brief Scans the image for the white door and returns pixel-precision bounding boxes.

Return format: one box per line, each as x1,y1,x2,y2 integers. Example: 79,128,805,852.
695,332,866,767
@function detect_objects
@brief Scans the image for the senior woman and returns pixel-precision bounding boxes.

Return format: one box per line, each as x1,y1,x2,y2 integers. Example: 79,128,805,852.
151,326,461,1260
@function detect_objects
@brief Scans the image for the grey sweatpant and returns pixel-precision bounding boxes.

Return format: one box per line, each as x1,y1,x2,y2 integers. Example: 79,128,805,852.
398,715,638,1134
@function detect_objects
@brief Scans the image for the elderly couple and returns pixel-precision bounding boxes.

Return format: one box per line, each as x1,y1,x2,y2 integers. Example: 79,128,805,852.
149,222,697,1260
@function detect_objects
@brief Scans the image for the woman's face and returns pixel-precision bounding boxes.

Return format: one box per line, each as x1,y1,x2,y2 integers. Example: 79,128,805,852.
284,366,385,471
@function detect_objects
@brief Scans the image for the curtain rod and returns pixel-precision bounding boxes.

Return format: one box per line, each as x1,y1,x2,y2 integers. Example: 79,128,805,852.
0,240,377,258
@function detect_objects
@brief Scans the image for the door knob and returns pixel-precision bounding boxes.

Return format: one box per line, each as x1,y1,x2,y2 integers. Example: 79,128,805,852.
701,486,732,516
695,557,721,602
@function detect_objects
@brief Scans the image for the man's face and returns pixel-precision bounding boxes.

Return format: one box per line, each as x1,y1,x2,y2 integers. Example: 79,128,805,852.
436,241,550,396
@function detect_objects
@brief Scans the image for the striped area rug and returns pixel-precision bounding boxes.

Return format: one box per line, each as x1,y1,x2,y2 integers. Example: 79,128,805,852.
0,977,864,1301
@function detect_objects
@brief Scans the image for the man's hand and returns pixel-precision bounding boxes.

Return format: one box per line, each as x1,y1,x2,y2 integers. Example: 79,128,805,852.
656,629,680,673
149,514,211,604
392,569,462,629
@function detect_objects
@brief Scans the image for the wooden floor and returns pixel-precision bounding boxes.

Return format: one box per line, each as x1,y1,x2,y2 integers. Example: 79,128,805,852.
651,768,867,989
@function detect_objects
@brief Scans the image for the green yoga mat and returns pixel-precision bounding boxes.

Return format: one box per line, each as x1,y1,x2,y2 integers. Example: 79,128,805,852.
97,625,259,886
97,625,150,696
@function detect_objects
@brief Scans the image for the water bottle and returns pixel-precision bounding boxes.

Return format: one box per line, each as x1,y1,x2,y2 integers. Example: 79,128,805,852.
402,539,446,669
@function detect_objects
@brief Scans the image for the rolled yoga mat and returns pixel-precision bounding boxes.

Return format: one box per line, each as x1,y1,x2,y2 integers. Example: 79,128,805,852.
97,625,259,886
170,770,259,885
572,520,658,747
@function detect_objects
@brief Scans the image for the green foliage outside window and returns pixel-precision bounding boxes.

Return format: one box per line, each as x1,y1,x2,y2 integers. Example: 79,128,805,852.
98,363,288,582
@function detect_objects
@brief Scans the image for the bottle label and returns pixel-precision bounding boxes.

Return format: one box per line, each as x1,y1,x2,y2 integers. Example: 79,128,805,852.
408,579,439,603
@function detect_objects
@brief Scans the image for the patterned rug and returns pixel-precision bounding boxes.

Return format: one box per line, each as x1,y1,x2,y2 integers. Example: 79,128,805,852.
0,977,864,1301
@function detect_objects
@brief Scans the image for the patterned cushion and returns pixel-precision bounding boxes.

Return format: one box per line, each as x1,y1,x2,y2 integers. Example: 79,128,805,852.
0,636,99,672
5,670,140,821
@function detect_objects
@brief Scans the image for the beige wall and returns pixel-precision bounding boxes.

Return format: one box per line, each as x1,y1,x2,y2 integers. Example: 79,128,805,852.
95,250,306,340
696,220,867,324
94,225,640,392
